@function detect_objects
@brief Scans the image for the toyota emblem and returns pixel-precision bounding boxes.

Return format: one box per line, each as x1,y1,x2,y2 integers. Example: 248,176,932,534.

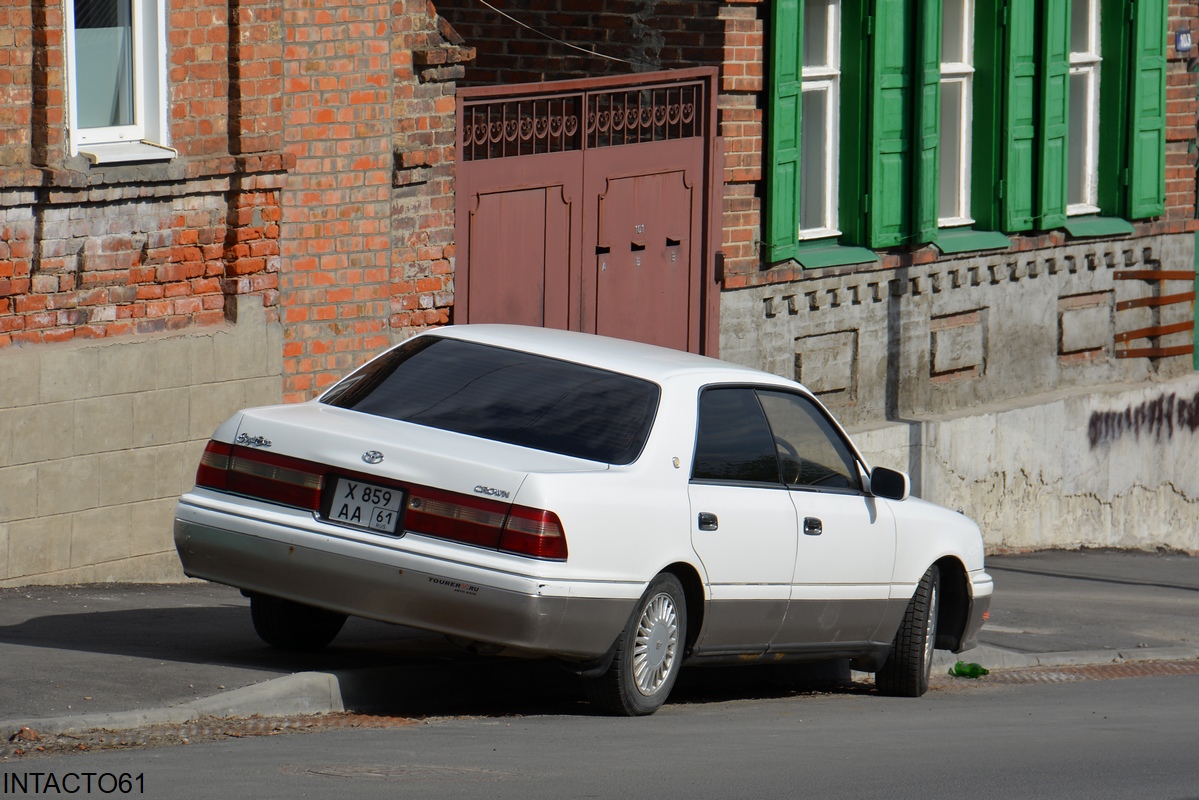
362,450,384,465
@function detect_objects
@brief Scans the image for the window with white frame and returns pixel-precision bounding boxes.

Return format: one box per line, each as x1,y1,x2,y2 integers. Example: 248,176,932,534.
65,0,171,162
938,0,974,226
1067,0,1101,214
799,0,840,239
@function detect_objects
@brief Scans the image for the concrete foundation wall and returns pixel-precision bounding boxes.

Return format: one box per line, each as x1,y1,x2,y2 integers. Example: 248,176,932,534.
722,234,1198,552
851,372,1199,553
721,234,1195,428
0,297,282,586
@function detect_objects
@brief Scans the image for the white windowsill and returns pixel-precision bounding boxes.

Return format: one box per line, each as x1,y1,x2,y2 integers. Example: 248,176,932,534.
77,140,177,165
798,227,843,241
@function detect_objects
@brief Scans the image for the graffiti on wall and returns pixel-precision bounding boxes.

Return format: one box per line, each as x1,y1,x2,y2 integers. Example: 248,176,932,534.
1088,390,1199,448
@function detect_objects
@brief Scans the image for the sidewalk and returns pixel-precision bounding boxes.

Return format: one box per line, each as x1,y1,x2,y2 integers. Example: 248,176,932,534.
2,548,1197,735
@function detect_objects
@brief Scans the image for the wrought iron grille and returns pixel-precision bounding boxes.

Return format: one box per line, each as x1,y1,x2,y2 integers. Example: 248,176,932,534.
461,80,704,161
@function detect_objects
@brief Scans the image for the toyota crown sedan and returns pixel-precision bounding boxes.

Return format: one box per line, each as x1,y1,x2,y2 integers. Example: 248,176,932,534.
174,324,992,715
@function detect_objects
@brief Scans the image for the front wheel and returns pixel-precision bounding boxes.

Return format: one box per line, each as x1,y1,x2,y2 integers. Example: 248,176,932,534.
250,594,347,651
584,573,687,716
875,564,940,697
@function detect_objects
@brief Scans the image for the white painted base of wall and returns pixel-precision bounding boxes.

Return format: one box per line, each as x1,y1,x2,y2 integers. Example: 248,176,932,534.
0,297,283,587
851,372,1199,553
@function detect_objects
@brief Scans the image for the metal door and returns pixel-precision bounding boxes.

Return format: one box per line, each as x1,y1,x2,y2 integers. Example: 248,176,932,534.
456,70,719,354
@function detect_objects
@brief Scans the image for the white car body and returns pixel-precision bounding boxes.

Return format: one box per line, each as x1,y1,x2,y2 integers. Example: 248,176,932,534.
175,324,992,709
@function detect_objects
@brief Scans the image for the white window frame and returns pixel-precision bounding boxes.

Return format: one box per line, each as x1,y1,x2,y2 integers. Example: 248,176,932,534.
1067,0,1101,215
64,0,172,162
937,0,974,227
798,0,841,240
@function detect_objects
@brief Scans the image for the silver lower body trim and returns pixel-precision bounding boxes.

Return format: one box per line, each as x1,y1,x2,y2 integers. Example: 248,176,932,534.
174,505,632,660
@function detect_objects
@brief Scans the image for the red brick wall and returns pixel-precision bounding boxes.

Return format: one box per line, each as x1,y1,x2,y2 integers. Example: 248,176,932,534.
275,0,467,401
718,0,765,283
229,0,285,155
0,0,292,349
1,0,466,381
389,0,472,335
1166,1,1198,223
0,0,34,174
433,0,724,84
0,176,285,348
168,0,231,157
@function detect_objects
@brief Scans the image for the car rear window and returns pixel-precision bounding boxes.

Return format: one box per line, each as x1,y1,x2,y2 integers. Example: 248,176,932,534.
320,336,660,465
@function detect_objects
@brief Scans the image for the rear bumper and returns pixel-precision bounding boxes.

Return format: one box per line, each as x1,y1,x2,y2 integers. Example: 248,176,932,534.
174,497,633,660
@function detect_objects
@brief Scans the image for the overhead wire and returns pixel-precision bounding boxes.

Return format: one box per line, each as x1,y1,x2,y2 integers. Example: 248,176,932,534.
470,0,659,69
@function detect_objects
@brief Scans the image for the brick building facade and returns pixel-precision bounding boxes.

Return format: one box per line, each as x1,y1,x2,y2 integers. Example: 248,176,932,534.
1,0,1197,584
1,0,469,583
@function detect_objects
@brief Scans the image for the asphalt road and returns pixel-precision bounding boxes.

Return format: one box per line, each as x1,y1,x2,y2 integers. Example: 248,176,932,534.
1,549,1198,726
5,672,1198,800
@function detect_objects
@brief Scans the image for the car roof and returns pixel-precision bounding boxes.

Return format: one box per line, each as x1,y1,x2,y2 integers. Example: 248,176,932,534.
422,324,797,389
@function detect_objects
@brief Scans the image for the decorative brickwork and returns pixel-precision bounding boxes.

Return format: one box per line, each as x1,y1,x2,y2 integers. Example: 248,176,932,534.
229,0,285,155
389,0,473,338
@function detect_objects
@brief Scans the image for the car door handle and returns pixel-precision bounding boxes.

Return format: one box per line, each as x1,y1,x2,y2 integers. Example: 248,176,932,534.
803,517,823,536
697,512,718,531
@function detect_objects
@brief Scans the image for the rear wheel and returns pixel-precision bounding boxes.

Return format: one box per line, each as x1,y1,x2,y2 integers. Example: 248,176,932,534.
875,564,940,697
249,594,347,651
584,573,686,716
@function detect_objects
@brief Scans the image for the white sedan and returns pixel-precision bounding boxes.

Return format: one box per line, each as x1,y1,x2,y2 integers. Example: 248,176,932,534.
174,324,992,715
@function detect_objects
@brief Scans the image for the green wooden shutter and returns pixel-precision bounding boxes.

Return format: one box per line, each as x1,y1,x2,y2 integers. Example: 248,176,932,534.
838,0,870,245
1003,0,1037,231
765,0,804,263
1127,0,1166,218
869,0,913,247
1037,0,1070,229
913,0,941,243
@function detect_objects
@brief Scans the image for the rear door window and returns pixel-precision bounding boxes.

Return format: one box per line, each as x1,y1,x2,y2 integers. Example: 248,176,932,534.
320,336,660,465
691,387,781,484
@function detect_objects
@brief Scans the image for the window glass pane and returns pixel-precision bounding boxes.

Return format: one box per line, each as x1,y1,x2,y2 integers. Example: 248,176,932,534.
942,0,965,63
800,87,829,231
938,80,964,219
1068,70,1089,207
323,337,660,465
1071,0,1091,54
74,0,134,129
692,389,780,484
756,391,860,491
803,0,830,69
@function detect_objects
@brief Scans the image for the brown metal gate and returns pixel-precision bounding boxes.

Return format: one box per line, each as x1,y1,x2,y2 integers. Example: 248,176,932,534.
455,69,721,355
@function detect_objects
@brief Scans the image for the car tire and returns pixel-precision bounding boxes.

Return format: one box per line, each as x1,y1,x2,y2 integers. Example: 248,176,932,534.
249,594,347,651
875,564,940,697
584,573,687,716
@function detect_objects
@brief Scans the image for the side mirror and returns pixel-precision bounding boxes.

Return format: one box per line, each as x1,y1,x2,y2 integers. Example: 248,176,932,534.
869,466,910,501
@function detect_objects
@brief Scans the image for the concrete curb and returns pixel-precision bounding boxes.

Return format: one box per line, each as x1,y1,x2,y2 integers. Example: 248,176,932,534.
6,647,1199,737
942,644,1199,670
0,671,348,738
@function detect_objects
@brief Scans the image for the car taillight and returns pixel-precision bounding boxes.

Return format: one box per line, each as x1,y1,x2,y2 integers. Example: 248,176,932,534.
195,441,232,490
405,487,508,548
194,440,324,511
500,506,567,561
405,487,567,561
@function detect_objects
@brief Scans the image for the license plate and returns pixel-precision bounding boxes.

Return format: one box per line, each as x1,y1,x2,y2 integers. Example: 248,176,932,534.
325,478,405,535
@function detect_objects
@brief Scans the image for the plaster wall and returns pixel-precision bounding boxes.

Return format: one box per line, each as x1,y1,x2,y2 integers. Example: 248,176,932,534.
0,296,282,586
851,372,1199,553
